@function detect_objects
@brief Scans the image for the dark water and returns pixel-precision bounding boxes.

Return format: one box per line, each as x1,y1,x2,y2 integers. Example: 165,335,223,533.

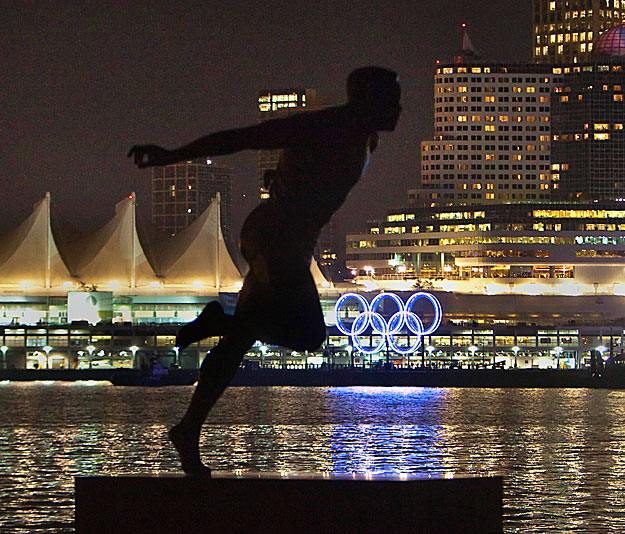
1,382,625,533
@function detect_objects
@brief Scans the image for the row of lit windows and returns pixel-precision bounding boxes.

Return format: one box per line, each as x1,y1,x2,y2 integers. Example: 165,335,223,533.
454,116,550,123
259,102,298,112
547,30,593,43
551,64,623,74
535,42,594,55
258,93,300,103
534,209,625,218
384,209,625,223
559,94,625,102
553,132,614,140
439,86,545,94
367,222,625,237
387,213,416,222
436,96,550,103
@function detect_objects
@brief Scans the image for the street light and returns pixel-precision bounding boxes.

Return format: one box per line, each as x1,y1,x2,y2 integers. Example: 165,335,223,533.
173,346,180,368
512,346,520,369
86,345,96,370
346,345,354,368
553,346,564,369
426,345,435,367
43,346,52,369
469,345,478,368
0,346,8,370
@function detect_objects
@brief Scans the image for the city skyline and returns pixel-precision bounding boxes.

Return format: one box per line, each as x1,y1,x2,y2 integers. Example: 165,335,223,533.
2,1,531,241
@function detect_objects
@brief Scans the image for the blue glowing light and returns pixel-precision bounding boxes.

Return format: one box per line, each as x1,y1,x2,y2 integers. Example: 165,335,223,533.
335,292,443,355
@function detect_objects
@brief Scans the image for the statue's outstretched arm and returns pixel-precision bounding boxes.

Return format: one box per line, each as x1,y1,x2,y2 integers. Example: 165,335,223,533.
128,116,307,168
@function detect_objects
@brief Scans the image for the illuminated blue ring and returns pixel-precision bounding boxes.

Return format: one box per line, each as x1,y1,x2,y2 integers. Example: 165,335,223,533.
405,292,442,335
335,293,369,336
388,314,424,354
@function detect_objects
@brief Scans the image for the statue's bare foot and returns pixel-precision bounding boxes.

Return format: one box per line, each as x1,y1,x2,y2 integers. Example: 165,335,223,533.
176,301,228,352
168,424,212,476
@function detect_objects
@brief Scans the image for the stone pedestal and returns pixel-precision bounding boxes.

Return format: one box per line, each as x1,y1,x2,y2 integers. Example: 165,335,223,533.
75,472,502,534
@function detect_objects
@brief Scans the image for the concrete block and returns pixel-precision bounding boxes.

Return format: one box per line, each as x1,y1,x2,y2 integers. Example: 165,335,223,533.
75,472,502,534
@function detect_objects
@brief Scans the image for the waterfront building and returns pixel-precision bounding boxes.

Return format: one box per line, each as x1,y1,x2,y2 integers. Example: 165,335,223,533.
409,32,556,208
151,158,234,248
0,193,334,371
1,295,623,372
346,201,625,293
533,0,625,64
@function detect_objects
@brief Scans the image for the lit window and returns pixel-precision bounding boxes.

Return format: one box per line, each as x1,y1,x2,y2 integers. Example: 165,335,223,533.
594,123,609,130
594,133,610,140
615,95,624,101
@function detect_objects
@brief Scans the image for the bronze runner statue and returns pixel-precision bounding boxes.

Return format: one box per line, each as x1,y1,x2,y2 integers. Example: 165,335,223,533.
128,67,401,475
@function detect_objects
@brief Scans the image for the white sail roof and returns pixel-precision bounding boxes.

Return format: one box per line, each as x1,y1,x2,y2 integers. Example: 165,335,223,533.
155,195,242,288
64,194,156,288
0,193,72,287
0,193,328,292
310,257,331,288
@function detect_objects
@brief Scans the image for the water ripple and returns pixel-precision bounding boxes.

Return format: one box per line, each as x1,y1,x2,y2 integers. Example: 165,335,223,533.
1,384,625,532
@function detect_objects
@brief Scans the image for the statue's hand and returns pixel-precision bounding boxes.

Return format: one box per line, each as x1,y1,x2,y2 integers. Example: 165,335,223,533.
127,144,173,168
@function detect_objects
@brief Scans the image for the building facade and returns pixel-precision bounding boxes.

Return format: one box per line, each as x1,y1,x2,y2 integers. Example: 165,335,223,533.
410,60,555,207
346,201,625,294
551,57,625,200
151,158,234,246
533,0,625,64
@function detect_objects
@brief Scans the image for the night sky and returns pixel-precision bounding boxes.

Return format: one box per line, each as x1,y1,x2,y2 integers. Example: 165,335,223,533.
2,1,531,241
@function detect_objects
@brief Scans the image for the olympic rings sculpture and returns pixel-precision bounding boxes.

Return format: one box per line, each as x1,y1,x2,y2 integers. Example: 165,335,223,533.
334,292,442,355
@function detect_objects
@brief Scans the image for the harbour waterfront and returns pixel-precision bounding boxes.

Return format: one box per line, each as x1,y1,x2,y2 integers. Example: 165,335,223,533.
2,383,625,533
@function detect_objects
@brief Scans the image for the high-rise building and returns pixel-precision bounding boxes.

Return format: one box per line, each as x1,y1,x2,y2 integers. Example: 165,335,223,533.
151,158,234,244
550,27,625,200
409,32,555,207
257,88,341,280
533,0,625,64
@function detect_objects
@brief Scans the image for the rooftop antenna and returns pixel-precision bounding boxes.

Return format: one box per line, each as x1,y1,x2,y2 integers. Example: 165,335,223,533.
454,23,481,63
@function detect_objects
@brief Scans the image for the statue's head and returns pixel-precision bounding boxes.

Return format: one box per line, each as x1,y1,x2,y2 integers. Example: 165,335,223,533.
347,66,401,131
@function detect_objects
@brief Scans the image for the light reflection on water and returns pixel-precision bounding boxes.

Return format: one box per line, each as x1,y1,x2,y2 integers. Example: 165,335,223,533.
1,383,625,533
